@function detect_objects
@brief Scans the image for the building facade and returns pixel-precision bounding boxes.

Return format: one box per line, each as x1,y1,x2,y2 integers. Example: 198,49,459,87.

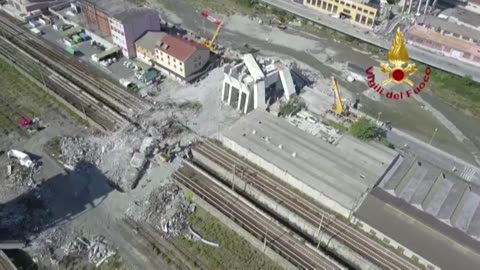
154,35,210,79
407,26,480,67
109,8,161,58
135,31,166,65
303,0,377,28
82,0,112,35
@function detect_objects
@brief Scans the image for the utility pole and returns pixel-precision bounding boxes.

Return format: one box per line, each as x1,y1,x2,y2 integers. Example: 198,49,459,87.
416,0,423,15
429,128,438,145
263,226,268,252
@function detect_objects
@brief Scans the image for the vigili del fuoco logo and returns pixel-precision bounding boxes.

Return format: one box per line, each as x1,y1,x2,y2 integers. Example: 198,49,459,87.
365,28,432,100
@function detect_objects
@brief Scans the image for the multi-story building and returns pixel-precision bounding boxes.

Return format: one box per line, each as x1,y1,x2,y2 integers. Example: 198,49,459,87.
81,0,132,36
439,7,480,32
407,15,480,66
7,0,67,14
108,8,161,58
154,35,210,80
303,0,377,28
135,31,166,65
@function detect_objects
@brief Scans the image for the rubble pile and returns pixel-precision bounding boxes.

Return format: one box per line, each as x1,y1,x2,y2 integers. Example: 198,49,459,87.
127,182,194,237
59,113,193,191
62,236,116,267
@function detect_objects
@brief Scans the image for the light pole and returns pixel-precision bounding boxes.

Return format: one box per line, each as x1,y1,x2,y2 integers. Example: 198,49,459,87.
429,128,438,145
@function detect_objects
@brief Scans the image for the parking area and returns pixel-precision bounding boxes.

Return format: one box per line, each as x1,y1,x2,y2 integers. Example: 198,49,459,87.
36,23,160,95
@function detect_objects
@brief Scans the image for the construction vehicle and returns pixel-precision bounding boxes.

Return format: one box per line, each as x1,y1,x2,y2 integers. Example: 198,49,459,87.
200,11,223,51
329,76,357,123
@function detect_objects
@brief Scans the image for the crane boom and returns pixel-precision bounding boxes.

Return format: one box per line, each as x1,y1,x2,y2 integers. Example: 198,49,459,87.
331,76,344,115
200,11,223,51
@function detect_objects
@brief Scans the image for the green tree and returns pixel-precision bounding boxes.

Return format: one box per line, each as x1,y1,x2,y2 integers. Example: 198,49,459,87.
349,117,377,140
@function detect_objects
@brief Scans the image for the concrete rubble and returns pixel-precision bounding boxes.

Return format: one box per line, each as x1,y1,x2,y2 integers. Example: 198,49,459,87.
62,235,116,267
127,182,194,237
59,112,193,191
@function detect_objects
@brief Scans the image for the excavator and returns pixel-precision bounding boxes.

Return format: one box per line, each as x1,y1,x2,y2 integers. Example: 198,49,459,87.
200,11,223,52
329,76,358,123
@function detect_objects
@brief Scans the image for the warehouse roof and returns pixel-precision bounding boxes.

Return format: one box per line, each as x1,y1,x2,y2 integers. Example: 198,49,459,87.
157,35,208,62
222,110,398,211
417,14,479,42
356,188,480,270
441,7,480,28
378,154,480,241
112,7,158,24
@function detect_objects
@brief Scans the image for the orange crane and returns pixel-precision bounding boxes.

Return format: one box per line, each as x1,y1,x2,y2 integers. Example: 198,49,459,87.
200,11,223,51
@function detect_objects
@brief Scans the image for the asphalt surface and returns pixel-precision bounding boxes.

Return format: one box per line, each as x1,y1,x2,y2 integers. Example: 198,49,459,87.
260,0,480,83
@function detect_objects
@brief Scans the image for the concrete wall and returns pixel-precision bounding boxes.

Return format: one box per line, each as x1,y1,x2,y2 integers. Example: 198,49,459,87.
183,49,210,77
220,135,352,218
192,148,379,270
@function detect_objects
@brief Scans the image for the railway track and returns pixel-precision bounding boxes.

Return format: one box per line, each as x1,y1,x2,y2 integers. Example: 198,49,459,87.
174,162,344,270
193,140,420,270
0,12,150,120
0,37,127,131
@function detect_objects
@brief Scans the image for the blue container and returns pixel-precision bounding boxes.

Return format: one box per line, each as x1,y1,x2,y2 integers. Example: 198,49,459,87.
79,32,91,41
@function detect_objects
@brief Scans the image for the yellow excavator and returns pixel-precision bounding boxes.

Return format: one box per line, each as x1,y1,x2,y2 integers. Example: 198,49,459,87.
330,76,357,122
201,11,223,52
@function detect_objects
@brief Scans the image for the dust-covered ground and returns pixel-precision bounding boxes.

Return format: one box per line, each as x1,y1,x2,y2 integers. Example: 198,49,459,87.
1,65,241,269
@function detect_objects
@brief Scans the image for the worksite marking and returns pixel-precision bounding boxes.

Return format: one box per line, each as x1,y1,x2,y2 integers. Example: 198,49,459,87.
364,27,432,100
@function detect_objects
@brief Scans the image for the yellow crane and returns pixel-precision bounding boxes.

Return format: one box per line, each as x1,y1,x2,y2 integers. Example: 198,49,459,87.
330,76,357,122
201,11,223,51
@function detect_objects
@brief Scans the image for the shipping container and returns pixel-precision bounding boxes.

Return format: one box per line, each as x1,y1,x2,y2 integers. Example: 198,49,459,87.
72,34,82,44
65,46,77,56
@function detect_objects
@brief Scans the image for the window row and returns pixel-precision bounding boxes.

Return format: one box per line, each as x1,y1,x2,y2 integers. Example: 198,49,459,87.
306,0,376,16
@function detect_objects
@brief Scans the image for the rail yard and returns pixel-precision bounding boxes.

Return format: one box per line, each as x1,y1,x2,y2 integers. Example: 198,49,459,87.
1,0,480,269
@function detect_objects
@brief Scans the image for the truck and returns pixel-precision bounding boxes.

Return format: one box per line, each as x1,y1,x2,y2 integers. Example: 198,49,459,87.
72,34,82,44
79,32,91,41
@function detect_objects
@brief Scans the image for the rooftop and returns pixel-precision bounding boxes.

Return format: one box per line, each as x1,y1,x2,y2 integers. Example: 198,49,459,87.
81,0,134,16
378,154,480,241
441,7,480,28
407,26,480,57
356,189,480,270
417,14,479,42
157,35,208,62
221,110,398,211
135,31,166,52
112,7,159,24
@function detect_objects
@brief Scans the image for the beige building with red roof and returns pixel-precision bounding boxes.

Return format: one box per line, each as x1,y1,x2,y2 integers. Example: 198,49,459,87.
153,35,210,80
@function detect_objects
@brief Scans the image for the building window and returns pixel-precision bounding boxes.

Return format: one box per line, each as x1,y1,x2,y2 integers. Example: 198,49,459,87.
327,3,332,11
340,1,344,4
369,11,374,15
180,68,183,72
322,1,327,9
346,3,350,7
358,7,362,12
361,16,367,24
335,0,339,2
173,58,176,63
316,0,321,7
352,4,356,8
355,14,361,22
367,18,373,25
168,55,170,59
333,5,338,12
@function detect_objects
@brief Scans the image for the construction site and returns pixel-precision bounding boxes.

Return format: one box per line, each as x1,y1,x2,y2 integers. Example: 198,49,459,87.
1,0,480,270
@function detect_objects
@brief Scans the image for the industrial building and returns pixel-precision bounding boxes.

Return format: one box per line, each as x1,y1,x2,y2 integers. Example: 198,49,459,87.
354,155,480,269
303,0,378,28
220,110,399,218
221,54,295,114
109,7,161,58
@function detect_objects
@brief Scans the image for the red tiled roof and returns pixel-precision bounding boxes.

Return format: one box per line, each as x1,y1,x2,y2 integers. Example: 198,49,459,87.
157,35,208,62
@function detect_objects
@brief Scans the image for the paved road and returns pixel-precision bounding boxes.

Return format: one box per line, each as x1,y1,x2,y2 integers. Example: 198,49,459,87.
260,0,480,83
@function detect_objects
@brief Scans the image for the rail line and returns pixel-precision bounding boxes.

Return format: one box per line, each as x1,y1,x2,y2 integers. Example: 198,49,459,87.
0,12,150,119
0,36,128,131
174,163,344,270
193,140,420,270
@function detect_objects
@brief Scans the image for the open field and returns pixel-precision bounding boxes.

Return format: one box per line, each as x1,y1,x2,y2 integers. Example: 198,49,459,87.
175,207,283,270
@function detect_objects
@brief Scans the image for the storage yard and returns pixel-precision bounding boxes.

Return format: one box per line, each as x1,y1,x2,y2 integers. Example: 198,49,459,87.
1,0,480,270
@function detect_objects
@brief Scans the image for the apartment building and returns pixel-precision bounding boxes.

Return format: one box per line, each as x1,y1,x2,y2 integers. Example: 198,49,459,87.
135,31,166,65
109,8,161,58
407,16,480,66
81,0,131,35
154,35,210,80
303,0,377,28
